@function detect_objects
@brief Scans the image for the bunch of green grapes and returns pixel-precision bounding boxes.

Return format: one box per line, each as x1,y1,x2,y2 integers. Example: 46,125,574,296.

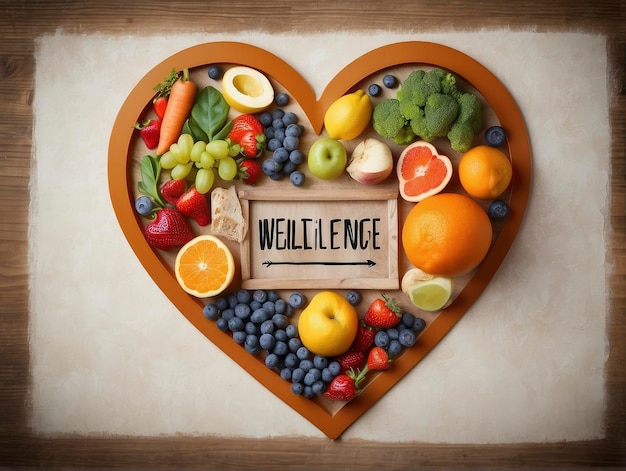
159,133,238,194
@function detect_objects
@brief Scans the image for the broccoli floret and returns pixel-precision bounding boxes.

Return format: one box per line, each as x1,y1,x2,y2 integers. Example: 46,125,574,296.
393,125,416,146
397,68,458,121
409,107,435,142
424,93,459,138
372,98,408,140
447,91,483,153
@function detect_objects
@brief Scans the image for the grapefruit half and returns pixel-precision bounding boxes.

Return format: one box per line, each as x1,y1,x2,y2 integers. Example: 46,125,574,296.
396,141,453,202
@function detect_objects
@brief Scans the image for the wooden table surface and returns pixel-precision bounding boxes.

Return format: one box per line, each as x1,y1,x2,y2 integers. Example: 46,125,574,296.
1,0,624,468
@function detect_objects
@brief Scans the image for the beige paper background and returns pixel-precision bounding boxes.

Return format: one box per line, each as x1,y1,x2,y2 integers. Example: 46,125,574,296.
29,30,609,442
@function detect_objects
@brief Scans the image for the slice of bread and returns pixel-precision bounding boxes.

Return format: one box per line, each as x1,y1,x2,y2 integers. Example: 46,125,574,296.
211,186,247,243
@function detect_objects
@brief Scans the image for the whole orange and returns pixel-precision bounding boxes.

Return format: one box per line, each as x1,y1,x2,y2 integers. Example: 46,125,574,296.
402,193,492,277
458,145,512,199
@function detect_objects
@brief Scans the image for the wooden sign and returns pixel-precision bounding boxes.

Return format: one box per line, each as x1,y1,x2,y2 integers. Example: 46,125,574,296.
239,188,399,290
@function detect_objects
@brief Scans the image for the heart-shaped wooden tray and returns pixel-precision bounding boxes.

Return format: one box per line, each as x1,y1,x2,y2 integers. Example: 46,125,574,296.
108,41,531,439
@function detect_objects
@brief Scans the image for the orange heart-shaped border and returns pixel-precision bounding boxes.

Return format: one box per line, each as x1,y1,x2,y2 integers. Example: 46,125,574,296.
108,41,531,439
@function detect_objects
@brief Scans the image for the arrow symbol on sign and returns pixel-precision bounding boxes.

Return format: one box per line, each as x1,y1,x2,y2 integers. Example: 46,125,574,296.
263,259,376,268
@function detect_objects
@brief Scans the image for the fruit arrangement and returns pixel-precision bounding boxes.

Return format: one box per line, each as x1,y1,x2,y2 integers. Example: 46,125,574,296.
127,56,517,405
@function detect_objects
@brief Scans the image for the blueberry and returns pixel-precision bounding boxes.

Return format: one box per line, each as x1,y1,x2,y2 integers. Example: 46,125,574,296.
274,299,288,315
272,109,285,121
281,161,297,175
413,317,426,332
265,353,280,369
485,125,506,147
236,289,252,304
304,368,321,385
260,319,275,335
386,328,399,340
488,200,509,220
398,329,416,348
303,386,315,399
264,127,275,140
232,331,247,345
262,300,276,315
368,83,382,97
228,317,244,332
383,74,398,88
272,118,285,130
134,196,153,216
321,367,335,383
284,352,299,368
401,312,415,328
290,171,305,187
275,92,290,107
273,340,289,356
245,334,260,349
296,346,310,360
267,290,280,302
207,65,222,80
388,339,403,356
234,304,251,320
291,382,304,395
244,322,258,335
262,158,281,175
328,361,341,376
244,342,260,356
283,135,299,152
259,333,276,350
345,290,361,305
221,308,234,321
288,292,306,308
289,149,304,164
228,293,238,308
299,359,314,372
285,123,302,138
313,355,328,370
251,308,269,324
267,137,282,152
259,111,273,128
270,171,284,181
291,368,305,384
282,112,298,126
216,317,229,332
215,297,229,311
273,147,289,163
272,313,288,329
280,367,293,381
250,301,262,311
286,324,298,338
288,337,303,353
311,380,326,395
274,329,288,342
202,303,219,320
374,330,390,348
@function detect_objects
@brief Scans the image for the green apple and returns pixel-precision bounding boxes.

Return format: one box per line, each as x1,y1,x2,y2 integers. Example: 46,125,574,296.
307,137,347,180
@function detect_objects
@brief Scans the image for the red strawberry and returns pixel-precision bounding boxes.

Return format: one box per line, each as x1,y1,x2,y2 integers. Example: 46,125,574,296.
153,96,168,120
322,373,359,401
363,294,403,329
334,350,365,373
143,208,194,251
350,323,376,353
160,179,186,205
175,187,211,226
366,346,391,371
236,158,262,185
135,119,161,150
228,113,264,142
233,131,266,158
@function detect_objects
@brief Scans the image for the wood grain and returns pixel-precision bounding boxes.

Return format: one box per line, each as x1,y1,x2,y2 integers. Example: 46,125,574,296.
1,0,624,468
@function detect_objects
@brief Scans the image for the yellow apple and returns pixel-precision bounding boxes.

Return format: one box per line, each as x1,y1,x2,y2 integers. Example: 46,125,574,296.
297,291,359,357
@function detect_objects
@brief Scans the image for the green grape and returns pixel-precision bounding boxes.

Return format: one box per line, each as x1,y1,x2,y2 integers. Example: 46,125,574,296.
171,162,193,180
169,143,189,164
177,133,194,157
200,151,216,169
159,151,178,169
206,140,230,160
195,168,216,194
190,140,207,162
218,156,238,181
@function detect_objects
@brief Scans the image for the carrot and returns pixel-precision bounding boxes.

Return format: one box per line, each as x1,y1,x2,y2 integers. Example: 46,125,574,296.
156,68,197,155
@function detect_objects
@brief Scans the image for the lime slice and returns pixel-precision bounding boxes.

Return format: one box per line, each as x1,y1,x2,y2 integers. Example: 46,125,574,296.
407,277,453,312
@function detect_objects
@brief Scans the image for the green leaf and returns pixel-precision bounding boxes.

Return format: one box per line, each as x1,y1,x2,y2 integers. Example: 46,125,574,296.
137,155,165,208
190,86,230,141
213,119,234,141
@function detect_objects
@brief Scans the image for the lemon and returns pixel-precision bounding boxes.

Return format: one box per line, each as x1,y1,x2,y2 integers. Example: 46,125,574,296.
406,277,453,312
323,90,372,140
